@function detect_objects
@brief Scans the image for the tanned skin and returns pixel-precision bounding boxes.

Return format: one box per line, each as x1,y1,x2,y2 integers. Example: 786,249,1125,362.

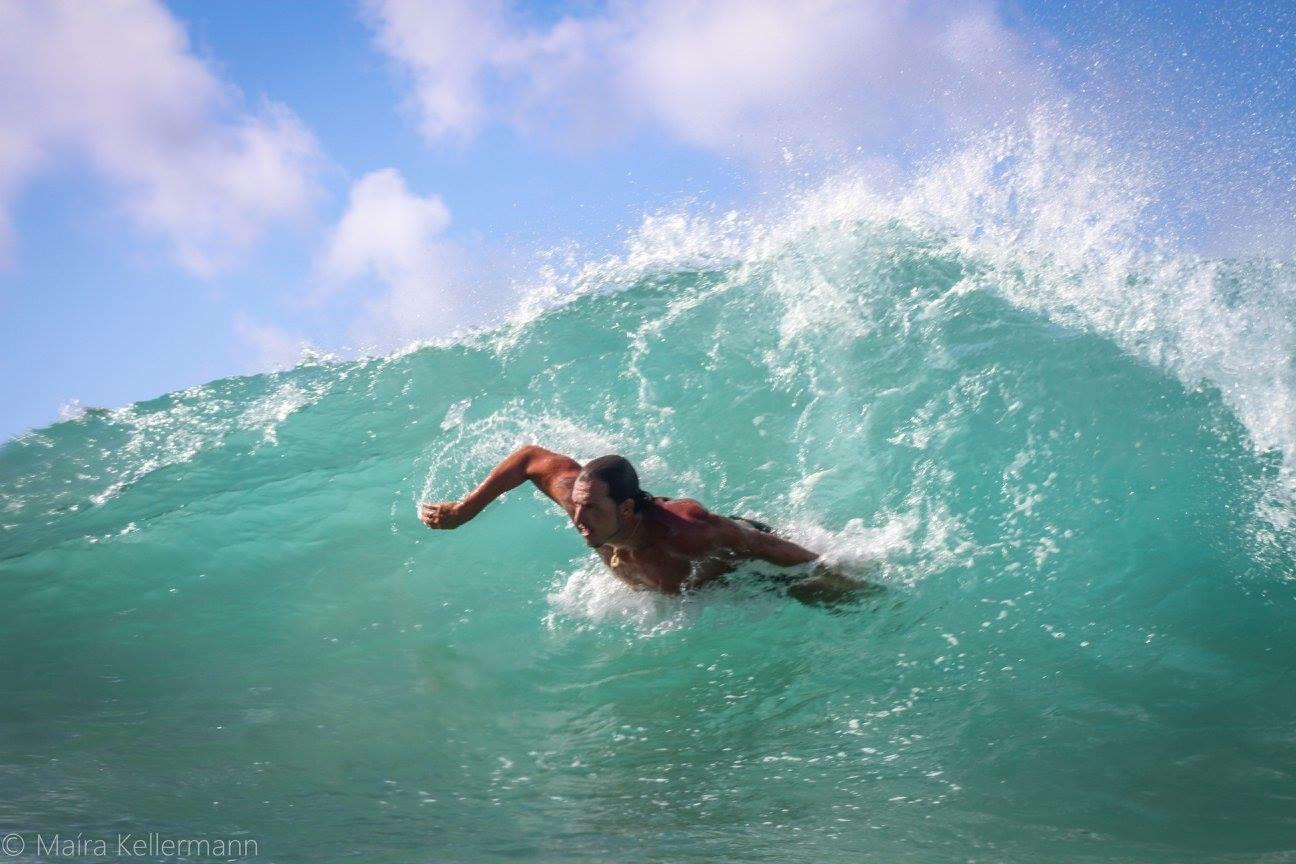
419,445,861,599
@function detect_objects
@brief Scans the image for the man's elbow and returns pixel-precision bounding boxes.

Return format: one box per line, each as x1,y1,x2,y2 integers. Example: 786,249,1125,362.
511,444,542,472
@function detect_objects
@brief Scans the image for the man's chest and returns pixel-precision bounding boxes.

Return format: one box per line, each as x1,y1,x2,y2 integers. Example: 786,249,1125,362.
597,545,695,593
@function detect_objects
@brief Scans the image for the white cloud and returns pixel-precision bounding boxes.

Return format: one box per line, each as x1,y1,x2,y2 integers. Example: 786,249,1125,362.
363,0,510,142
362,0,1046,161
234,314,310,373
0,0,321,273
318,168,467,350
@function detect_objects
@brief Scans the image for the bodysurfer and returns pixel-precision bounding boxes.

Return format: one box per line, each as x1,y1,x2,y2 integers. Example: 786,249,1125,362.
418,447,865,603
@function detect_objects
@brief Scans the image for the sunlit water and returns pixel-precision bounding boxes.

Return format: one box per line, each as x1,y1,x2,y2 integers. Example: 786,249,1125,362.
3,116,1295,862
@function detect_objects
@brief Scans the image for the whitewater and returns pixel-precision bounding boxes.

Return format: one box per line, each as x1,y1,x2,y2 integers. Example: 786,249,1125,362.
2,114,1294,862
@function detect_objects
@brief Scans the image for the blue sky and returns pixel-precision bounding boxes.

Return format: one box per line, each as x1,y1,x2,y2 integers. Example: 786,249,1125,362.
1,0,1292,443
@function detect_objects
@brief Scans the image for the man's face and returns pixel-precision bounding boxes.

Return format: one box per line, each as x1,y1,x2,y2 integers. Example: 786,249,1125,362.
570,477,625,547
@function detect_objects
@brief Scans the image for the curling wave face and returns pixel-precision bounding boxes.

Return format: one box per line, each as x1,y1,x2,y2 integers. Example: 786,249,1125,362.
1,114,1294,862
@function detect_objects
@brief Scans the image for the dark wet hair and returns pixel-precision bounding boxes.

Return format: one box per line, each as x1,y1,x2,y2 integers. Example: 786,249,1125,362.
578,454,652,512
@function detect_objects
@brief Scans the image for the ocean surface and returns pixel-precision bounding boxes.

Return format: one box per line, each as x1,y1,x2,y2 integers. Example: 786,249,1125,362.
2,118,1295,862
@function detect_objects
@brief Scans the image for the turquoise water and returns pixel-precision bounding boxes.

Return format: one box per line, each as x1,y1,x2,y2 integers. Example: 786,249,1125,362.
3,125,1295,862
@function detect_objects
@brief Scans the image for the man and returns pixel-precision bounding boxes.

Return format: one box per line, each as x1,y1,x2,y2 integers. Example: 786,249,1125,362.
419,446,863,601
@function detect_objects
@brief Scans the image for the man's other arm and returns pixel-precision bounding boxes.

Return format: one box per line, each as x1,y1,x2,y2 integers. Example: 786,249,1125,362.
705,513,875,604
705,514,819,567
419,445,580,529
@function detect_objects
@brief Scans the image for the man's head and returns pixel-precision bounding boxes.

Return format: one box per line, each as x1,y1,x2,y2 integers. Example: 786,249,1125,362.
571,454,649,547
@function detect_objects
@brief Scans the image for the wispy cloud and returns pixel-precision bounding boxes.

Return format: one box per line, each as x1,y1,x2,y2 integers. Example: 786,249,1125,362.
318,168,468,350
0,0,322,273
363,0,1047,162
234,314,311,373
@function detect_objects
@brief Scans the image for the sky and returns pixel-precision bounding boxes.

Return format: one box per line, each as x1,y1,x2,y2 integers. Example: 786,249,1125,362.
1,0,1292,443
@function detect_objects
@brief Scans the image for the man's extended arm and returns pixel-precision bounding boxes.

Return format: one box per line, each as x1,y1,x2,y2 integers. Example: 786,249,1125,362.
419,445,580,529
708,515,819,566
707,514,875,604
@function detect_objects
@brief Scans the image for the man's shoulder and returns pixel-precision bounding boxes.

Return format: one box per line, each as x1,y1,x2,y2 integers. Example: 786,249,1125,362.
661,497,710,519
655,500,732,557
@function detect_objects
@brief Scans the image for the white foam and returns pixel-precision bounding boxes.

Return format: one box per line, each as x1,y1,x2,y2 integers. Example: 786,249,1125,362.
57,399,88,422
543,558,692,637
89,375,333,505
